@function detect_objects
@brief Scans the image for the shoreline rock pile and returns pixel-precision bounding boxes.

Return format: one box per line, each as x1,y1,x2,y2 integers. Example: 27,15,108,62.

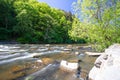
89,44,120,80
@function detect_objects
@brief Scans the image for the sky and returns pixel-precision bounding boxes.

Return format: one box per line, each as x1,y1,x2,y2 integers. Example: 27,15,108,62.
38,0,77,13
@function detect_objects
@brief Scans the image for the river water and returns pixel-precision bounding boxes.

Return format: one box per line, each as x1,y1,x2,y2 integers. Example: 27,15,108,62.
0,44,97,80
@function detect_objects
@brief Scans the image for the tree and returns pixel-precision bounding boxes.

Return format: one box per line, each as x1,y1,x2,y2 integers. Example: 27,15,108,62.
0,0,75,43
70,0,120,51
0,0,16,40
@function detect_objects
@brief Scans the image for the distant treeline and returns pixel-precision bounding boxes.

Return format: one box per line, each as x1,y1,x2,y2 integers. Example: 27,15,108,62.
0,0,81,44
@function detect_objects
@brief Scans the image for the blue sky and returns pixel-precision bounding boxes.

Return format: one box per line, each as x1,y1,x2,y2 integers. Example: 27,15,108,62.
38,0,77,13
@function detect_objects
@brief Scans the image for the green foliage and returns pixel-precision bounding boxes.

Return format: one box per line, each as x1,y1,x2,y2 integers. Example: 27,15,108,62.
0,0,16,40
70,0,120,51
0,0,75,43
0,28,11,40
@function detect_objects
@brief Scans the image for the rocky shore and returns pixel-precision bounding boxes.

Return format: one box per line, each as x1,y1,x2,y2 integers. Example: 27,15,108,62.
89,44,120,80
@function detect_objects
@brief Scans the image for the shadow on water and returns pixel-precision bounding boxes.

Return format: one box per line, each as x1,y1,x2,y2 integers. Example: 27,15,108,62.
0,44,97,80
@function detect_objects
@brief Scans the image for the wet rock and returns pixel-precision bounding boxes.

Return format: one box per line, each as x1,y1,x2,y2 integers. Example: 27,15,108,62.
36,60,42,63
94,61,102,68
33,60,43,68
63,48,72,51
36,48,48,52
66,45,73,49
75,52,79,55
45,44,50,47
25,63,60,80
42,58,53,65
76,66,81,78
89,44,120,80
33,55,41,58
13,67,31,74
60,60,78,72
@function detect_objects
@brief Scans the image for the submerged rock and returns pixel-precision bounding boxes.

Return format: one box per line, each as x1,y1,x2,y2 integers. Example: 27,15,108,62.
25,63,60,80
89,44,120,80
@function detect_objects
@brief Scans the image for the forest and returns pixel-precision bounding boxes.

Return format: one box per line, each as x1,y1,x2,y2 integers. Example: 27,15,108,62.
0,0,76,44
0,0,120,51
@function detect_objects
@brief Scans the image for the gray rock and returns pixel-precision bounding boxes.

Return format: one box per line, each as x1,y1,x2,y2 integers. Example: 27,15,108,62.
89,44,120,80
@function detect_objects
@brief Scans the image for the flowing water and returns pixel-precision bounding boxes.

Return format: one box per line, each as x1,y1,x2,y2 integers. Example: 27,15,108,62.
0,44,97,80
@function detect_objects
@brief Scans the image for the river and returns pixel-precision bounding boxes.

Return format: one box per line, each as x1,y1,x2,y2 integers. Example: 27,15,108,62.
0,44,97,80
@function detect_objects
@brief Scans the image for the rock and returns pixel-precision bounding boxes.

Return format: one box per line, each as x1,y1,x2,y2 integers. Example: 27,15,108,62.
42,58,53,65
25,63,59,80
36,60,42,63
33,60,43,68
63,48,72,51
66,45,73,49
89,44,120,80
60,60,78,72
85,52,104,56
45,44,50,47
75,52,79,55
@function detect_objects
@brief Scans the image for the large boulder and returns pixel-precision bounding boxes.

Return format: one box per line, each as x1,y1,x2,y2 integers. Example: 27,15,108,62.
89,44,120,80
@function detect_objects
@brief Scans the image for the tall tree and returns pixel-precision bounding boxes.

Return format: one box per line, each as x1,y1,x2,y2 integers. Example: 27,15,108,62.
0,0,16,40
70,0,120,51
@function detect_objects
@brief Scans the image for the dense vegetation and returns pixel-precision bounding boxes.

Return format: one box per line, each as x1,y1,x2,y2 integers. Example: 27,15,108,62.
69,0,120,51
0,0,76,43
0,0,120,51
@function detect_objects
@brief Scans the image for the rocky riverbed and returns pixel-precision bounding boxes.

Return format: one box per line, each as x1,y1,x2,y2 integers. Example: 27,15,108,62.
0,44,97,80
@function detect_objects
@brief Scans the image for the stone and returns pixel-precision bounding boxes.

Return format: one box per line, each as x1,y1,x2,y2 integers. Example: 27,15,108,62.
60,60,78,72
75,52,79,55
89,44,120,80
